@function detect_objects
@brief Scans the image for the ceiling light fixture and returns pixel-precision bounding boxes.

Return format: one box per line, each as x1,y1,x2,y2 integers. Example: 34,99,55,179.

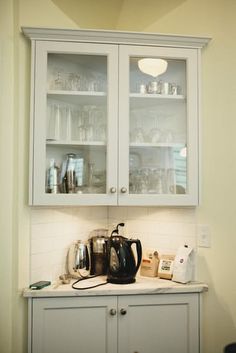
138,58,168,78
180,146,187,158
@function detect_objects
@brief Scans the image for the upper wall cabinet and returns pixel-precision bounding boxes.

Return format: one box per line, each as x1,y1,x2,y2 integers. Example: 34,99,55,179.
22,27,210,206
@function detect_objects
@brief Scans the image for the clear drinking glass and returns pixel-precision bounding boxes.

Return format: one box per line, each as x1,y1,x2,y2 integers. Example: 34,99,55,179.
46,103,61,140
66,73,81,90
53,71,64,90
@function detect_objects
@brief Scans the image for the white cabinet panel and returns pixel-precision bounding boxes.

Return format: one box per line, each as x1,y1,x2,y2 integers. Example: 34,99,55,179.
32,296,117,353
118,294,199,353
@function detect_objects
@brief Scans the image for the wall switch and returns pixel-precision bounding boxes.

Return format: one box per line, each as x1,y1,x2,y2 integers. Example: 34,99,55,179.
197,224,211,248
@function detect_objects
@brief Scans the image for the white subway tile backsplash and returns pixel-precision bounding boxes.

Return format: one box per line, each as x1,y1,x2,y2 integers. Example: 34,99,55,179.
147,207,196,223
31,223,57,238
31,252,52,270
31,208,56,224
108,206,128,221
127,207,148,220
29,206,198,283
29,206,108,283
31,237,54,254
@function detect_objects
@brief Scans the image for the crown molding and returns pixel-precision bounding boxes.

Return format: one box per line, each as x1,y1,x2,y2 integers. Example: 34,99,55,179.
22,27,211,49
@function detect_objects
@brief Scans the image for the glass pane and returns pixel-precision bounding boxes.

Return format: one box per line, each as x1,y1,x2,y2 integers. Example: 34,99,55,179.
129,56,187,195
129,146,187,194
45,53,107,195
47,53,107,92
46,145,106,194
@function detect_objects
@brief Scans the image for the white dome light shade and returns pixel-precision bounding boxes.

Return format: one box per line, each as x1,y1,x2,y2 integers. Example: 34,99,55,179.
180,146,187,158
138,58,168,78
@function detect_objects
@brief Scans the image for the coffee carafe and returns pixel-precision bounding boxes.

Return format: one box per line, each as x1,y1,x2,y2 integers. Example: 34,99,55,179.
67,240,90,278
107,223,142,284
89,229,109,275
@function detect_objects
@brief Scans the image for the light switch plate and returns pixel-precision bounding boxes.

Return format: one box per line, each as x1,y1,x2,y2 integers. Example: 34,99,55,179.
197,224,211,248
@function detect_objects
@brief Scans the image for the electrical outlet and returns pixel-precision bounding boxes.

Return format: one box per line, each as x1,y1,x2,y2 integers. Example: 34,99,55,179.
197,224,211,248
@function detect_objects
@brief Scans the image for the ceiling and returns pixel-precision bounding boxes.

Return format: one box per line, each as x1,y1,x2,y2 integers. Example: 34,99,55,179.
51,0,186,31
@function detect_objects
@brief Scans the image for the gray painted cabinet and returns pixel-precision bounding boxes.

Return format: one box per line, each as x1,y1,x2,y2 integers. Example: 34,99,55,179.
31,296,117,353
22,27,210,207
29,293,201,353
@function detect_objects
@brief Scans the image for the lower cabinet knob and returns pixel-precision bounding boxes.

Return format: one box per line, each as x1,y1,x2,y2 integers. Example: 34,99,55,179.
120,308,127,315
110,308,117,316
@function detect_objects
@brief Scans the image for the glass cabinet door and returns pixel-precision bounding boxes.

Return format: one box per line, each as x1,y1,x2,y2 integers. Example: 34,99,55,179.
32,41,118,205
119,45,198,206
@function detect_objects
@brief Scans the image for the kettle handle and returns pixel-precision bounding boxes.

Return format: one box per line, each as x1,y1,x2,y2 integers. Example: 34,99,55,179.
129,239,142,273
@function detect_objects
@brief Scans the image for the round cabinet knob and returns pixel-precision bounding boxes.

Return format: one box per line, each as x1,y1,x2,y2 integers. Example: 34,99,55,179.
120,187,127,194
109,308,117,316
110,187,117,194
120,308,127,315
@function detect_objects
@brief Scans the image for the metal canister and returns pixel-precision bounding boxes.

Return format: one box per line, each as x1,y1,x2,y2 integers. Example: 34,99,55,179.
65,153,76,193
74,156,84,192
147,81,158,94
47,158,60,193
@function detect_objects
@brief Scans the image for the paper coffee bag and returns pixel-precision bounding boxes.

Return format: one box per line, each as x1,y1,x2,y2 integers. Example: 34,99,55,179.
158,254,175,280
140,249,159,277
172,245,195,284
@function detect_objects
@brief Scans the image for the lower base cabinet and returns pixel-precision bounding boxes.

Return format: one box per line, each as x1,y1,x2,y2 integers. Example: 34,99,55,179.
29,293,201,353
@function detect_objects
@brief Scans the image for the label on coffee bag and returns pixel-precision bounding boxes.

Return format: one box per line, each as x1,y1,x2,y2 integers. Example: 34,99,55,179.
158,255,175,280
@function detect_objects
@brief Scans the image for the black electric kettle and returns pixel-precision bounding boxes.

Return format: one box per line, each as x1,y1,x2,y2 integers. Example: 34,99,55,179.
107,223,142,284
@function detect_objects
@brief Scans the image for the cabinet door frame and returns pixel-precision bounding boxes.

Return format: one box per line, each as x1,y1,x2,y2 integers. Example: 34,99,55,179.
31,40,119,206
117,293,200,353
30,296,118,353
118,45,199,206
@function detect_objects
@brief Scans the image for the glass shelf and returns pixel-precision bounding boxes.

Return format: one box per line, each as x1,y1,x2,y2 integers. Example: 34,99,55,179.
129,142,185,148
47,91,107,106
48,90,107,96
130,93,185,99
46,140,106,146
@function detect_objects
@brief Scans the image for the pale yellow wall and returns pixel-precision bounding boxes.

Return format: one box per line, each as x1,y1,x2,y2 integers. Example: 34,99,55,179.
0,0,14,352
1,0,236,353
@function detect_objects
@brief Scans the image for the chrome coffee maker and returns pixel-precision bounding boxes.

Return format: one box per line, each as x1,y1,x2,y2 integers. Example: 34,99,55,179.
67,240,90,278
89,229,109,275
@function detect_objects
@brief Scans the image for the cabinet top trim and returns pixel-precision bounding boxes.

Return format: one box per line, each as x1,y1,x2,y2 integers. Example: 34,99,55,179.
21,27,211,49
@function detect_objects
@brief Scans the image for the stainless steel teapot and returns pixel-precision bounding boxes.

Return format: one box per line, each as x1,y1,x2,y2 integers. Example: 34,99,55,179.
67,240,90,278
67,229,109,278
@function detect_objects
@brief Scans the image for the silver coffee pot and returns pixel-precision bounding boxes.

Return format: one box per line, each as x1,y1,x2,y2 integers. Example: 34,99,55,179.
67,240,90,278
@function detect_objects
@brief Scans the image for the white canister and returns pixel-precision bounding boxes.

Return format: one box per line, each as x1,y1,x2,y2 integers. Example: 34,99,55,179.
161,82,172,95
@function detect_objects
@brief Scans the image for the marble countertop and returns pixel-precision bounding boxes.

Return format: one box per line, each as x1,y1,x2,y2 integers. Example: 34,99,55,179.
23,276,208,298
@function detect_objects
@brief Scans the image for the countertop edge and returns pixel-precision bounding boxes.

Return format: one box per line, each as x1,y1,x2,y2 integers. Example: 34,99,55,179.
23,278,208,298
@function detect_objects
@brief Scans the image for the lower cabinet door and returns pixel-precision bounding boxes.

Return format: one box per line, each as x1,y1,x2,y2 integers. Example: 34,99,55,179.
118,293,200,353
31,296,118,353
